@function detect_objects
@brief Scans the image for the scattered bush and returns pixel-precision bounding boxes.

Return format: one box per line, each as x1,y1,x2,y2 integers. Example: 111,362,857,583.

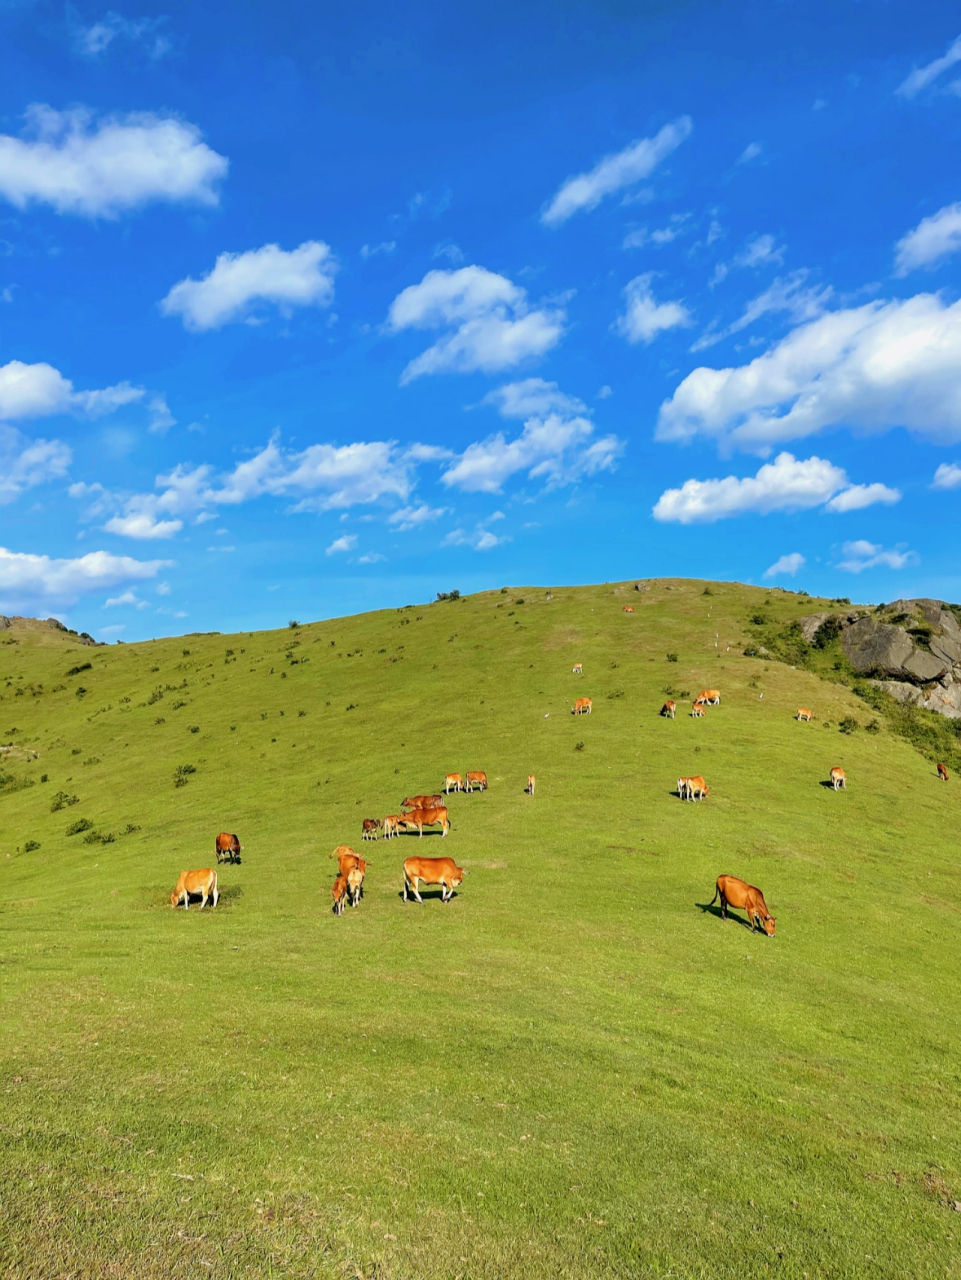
607,690,625,699
839,717,859,735
0,771,34,795
288,620,300,629
171,700,187,710
40,774,48,783
66,662,92,677
23,840,40,853
832,597,851,605
865,719,880,733
346,703,357,711
813,616,842,649
173,764,197,788
74,687,87,699
750,613,767,626
574,741,585,752
436,590,461,601
182,649,191,656
99,832,116,844
155,717,165,725
666,652,678,663
122,823,141,835
743,647,759,658
83,829,103,844
703,588,714,596
189,725,200,734
147,687,164,705
66,817,94,836
298,710,306,717
71,748,82,755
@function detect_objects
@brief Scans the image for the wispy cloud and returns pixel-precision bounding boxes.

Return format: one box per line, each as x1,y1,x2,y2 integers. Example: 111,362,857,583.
896,35,961,98
692,271,832,351
836,540,917,573
73,11,171,59
894,203,961,274
764,552,805,578
325,534,357,555
932,461,961,490
737,141,763,165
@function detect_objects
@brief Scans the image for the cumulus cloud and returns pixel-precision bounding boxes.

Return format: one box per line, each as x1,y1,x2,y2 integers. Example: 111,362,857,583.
658,293,961,451
652,452,899,523
325,534,356,555
104,588,148,608
615,274,691,344
692,271,832,351
0,359,141,421
74,11,171,59
764,552,805,578
932,461,961,489
894,203,961,274
444,524,509,551
0,105,227,218
0,426,72,504
161,241,336,331
481,378,587,419
0,545,171,611
541,117,692,226
836,540,917,573
388,266,565,383
896,36,961,98
442,413,621,494
103,512,183,539
388,503,450,531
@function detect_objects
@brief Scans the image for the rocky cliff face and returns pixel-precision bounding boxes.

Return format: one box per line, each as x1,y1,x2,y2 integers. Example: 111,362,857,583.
800,598,961,719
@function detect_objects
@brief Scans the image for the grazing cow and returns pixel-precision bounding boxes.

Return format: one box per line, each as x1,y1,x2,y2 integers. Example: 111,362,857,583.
331,875,348,915
696,689,721,706
170,868,218,911
677,776,690,800
622,605,634,613
938,762,949,782
465,771,488,793
399,806,450,838
444,774,463,794
830,767,846,791
678,775,708,801
383,814,403,839
329,846,370,877
215,832,242,864
691,703,706,718
797,708,813,722
347,865,365,906
709,875,775,936
572,662,583,674
661,700,676,719
403,856,465,904
362,817,382,842
402,795,443,811
572,697,593,715
527,774,535,795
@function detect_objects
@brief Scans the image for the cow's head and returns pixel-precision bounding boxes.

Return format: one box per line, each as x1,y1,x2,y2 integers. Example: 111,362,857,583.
762,915,776,937
170,889,180,907
450,866,465,889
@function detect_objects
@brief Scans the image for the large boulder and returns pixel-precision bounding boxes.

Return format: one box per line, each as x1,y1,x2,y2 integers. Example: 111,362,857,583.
840,615,950,680
873,677,961,720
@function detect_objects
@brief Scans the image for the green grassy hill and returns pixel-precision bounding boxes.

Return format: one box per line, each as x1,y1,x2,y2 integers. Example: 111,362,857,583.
2,579,959,1279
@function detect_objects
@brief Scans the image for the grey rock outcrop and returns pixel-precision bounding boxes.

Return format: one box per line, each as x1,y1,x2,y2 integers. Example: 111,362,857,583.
841,616,950,681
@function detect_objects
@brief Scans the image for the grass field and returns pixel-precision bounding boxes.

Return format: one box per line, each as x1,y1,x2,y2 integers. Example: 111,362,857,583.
2,578,959,1279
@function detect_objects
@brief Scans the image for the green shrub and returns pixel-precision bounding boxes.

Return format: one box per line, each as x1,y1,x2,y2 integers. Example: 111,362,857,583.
65,663,92,677
666,652,678,663
66,818,94,836
82,829,102,844
147,687,163,705
50,791,79,812
574,741,585,752
173,764,197,788
813,616,842,649
839,717,859,735
23,839,40,853
750,613,767,626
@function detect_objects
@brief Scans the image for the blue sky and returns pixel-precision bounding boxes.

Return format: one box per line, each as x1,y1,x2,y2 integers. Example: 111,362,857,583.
2,0,961,639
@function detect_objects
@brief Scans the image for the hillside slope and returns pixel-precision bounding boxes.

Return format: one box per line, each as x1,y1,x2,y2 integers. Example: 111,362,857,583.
2,579,959,1280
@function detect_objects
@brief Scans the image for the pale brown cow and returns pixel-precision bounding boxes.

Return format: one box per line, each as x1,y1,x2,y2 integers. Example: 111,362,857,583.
572,697,592,715
170,868,218,910
329,846,370,877
572,662,583,674
709,875,775,936
403,856,465,904
937,762,949,782
444,774,463,794
362,817,382,842
678,775,709,801
465,771,488,793
797,708,813,722
622,605,634,613
215,832,242,864
527,774,535,795
696,689,721,705
399,807,450,838
331,875,348,916
830,766,846,791
402,794,443,810
691,703,706,718
661,700,676,719
347,865,365,907
383,814,403,839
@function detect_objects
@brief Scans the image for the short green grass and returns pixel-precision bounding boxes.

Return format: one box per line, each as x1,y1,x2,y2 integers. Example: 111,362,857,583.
2,579,959,1279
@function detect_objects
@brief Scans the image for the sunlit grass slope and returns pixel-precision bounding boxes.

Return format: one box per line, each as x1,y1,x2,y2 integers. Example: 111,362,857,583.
2,579,959,1280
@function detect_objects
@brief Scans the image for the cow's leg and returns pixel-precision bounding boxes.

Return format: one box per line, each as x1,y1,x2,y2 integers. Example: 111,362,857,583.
403,876,409,902
412,877,424,904
212,882,219,909
720,895,727,919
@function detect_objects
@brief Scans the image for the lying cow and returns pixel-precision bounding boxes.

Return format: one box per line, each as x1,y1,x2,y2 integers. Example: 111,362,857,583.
622,605,634,613
444,774,463,794
362,817,383,842
572,697,592,715
331,875,348,916
170,868,219,910
402,794,442,810
937,762,949,782
465,771,488,793
215,832,242,864
399,806,450,838
709,875,775,936
830,766,846,791
403,856,465,904
660,700,676,719
797,708,813,722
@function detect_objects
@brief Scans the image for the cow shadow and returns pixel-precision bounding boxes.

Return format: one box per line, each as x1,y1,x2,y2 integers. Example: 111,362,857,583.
818,779,840,789
695,900,754,930
397,889,459,903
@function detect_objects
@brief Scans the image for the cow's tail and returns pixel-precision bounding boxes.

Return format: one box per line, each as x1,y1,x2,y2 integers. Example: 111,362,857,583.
708,884,719,907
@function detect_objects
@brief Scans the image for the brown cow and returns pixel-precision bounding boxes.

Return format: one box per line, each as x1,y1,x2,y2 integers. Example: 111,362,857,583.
661,700,676,719
329,846,371,877
402,794,443,810
937,762,949,782
362,817,383,842
331,875,348,915
465,771,488,793
170,868,218,910
696,689,721,705
403,856,465,903
383,814,403,839
444,774,463,794
399,806,450,838
622,605,634,613
691,703,706,718
678,775,709,801
709,875,775,936
347,865,365,907
830,766,846,791
797,708,813,722
527,774,535,795
572,662,583,674
215,832,242,864
572,697,592,715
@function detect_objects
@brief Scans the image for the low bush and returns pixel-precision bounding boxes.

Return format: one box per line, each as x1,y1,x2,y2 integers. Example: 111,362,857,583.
173,764,197,788
50,790,79,812
839,717,859,735
666,652,678,663
23,839,40,853
66,817,94,836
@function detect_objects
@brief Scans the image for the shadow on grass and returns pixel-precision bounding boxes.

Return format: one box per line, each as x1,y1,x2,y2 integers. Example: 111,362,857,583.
397,889,459,904
695,900,755,930
819,779,845,789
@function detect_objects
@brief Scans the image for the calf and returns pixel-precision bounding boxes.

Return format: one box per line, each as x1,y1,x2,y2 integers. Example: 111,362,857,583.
937,762,949,782
797,708,813,722
527,774,535,796
465,771,488,793
383,814,403,839
170,868,218,911
444,774,463,794
215,832,242,864
678,775,709,801
347,865,365,906
691,703,706,718
622,605,634,613
362,817,382,842
331,875,348,915
677,776,690,801
709,875,775,936
660,700,676,719
403,794,443,810
399,806,450,838
572,697,592,715
403,856,465,904
572,662,583,674
830,766,846,791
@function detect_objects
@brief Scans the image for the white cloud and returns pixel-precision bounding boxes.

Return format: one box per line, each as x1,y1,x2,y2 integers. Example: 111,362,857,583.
734,234,785,268
0,105,227,218
764,552,805,578
0,426,72,504
652,451,898,523
836,540,917,573
659,293,961,450
737,142,763,165
481,378,587,419
541,117,692,226
597,385,612,399
894,203,961,274
358,552,386,563
442,412,621,494
388,504,450,531
0,359,142,420
691,271,832,351
896,36,961,98
823,482,901,513
444,525,509,551
0,545,171,610
932,461,961,489
161,241,336,331
615,274,691,344
104,588,146,608
326,534,357,555
622,213,692,249
75,11,171,59
432,242,464,264
103,512,183,539
156,580,171,595
360,241,396,259
388,266,565,382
